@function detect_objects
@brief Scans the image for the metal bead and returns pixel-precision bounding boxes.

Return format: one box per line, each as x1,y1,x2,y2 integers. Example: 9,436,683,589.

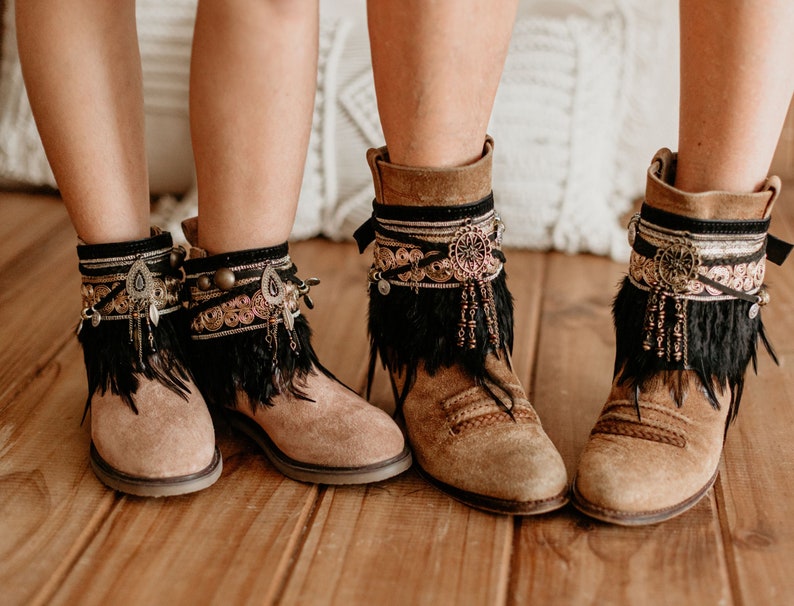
170,246,186,269
197,275,212,291
213,267,236,291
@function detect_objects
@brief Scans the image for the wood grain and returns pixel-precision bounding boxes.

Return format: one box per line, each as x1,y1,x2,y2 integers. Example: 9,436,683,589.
509,251,734,605
716,186,794,606
0,341,114,606
0,194,78,404
279,474,513,606
49,441,319,606
2,189,794,605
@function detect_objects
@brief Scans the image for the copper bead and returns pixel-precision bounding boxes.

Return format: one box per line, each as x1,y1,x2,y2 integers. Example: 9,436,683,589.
213,267,236,291
197,275,212,291
170,246,186,269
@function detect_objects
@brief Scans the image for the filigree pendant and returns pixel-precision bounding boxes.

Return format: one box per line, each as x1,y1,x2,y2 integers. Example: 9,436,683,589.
127,258,155,304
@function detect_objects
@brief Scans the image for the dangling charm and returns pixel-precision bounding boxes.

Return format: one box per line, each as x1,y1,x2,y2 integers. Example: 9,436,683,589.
149,303,160,327
262,265,285,307
642,288,659,352
127,258,155,302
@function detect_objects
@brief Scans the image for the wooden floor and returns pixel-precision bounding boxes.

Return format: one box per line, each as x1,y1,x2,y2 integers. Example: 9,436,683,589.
1,189,793,606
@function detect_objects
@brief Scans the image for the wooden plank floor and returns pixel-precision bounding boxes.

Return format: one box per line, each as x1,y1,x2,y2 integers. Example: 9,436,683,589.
1,189,793,605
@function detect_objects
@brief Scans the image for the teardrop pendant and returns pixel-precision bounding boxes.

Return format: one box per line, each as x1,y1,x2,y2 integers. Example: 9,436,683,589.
127,258,155,303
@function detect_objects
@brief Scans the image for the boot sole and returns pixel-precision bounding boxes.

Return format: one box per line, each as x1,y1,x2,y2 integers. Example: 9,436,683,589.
229,411,413,485
569,468,719,526
416,463,569,516
90,443,223,497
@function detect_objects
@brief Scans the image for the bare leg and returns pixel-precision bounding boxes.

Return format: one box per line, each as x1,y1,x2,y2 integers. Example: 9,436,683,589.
677,0,794,193
367,0,518,168
190,0,319,254
16,0,149,243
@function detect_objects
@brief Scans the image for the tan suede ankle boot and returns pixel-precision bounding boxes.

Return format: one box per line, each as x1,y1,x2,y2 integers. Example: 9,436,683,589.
355,138,568,514
572,149,788,525
181,219,411,485
78,230,221,496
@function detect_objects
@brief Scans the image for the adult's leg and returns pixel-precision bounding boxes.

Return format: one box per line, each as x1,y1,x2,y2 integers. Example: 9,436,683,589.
368,0,517,168
363,0,568,515
676,0,794,193
190,0,318,253
573,0,794,525
16,0,149,243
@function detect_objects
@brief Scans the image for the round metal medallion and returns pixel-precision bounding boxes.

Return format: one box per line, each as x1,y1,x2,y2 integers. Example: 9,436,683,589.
449,220,492,280
654,240,701,293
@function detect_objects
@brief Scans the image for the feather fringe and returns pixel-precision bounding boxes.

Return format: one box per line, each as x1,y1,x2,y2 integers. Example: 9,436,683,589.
78,310,192,419
612,277,775,426
188,312,328,414
368,271,515,409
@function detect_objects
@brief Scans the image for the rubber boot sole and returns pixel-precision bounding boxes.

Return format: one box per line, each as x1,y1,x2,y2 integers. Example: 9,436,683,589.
90,443,223,497
229,411,412,485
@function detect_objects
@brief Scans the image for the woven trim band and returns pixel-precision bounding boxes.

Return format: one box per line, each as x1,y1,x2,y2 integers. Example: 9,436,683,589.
186,255,318,342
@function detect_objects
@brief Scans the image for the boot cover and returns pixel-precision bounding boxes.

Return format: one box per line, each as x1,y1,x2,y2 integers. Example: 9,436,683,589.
356,139,568,514
572,149,790,524
182,219,411,485
77,229,221,496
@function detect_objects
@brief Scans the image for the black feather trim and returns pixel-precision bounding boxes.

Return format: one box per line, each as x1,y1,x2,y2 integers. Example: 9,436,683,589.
77,232,192,418
612,277,775,425
367,270,515,408
184,246,333,414
188,311,324,414
77,311,192,417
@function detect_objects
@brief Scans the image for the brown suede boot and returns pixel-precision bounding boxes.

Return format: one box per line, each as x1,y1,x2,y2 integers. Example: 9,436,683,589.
355,138,568,514
78,229,222,496
181,219,412,485
572,149,788,525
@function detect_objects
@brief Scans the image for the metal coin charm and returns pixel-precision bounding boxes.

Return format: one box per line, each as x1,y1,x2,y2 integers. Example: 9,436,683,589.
627,213,640,247
91,311,102,328
748,303,760,319
377,279,391,295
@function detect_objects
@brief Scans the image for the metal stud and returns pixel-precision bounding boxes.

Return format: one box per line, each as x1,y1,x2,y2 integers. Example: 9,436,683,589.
213,267,236,291
170,246,186,269
197,275,212,291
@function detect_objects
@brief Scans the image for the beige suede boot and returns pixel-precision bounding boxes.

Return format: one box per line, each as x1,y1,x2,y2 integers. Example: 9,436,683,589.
181,220,412,485
572,149,788,525
355,138,568,514
78,230,222,496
